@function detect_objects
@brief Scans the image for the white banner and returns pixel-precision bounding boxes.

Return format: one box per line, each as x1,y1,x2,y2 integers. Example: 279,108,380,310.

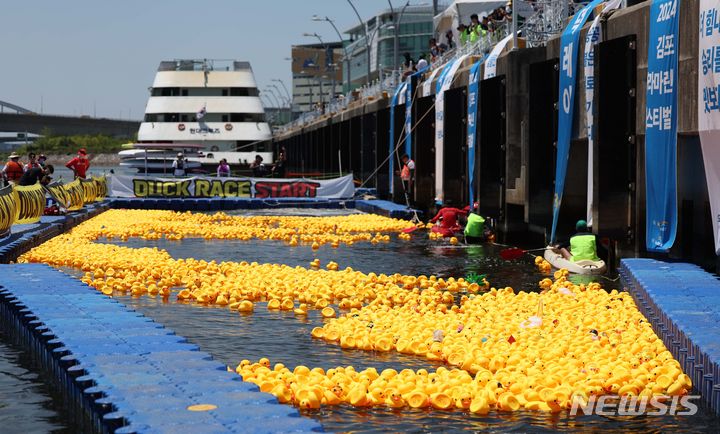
109,174,355,199
423,64,444,95
584,0,623,226
434,55,468,202
484,33,514,79
699,0,720,254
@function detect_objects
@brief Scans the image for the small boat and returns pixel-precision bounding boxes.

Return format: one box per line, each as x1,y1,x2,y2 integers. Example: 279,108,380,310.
543,246,607,275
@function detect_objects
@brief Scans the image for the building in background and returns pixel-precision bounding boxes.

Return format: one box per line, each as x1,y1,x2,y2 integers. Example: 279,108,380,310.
344,5,434,87
291,42,344,113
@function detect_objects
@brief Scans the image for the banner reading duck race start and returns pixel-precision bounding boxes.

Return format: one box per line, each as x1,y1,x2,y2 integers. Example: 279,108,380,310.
109,174,355,199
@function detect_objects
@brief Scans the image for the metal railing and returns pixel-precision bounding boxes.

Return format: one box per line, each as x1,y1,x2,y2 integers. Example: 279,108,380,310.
276,0,602,134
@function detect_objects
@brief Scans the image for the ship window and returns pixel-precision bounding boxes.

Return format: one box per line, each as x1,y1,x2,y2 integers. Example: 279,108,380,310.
222,89,229,96
181,89,188,96
145,114,157,122
222,115,229,122
180,114,189,122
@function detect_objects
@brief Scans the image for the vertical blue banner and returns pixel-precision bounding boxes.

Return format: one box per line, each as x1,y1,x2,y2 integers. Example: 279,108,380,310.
404,76,413,158
645,0,679,251
403,67,428,159
467,60,483,207
551,0,605,243
389,82,406,195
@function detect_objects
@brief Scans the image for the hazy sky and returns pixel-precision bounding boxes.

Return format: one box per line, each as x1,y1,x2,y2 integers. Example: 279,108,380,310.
1,1,399,119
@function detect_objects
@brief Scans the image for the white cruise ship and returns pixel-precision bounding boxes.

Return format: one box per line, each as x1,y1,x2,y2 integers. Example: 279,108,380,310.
123,59,273,174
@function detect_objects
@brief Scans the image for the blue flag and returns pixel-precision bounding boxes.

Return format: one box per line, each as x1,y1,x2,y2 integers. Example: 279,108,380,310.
389,82,406,195
551,0,605,243
645,0,679,251
467,60,483,207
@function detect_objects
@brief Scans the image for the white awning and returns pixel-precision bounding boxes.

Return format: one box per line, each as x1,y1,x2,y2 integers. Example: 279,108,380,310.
434,0,508,37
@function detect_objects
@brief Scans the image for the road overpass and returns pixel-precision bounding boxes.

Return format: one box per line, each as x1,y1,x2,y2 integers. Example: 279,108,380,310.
0,111,139,138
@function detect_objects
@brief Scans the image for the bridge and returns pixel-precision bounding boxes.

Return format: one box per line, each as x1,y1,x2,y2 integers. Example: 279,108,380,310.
0,100,34,115
0,112,139,138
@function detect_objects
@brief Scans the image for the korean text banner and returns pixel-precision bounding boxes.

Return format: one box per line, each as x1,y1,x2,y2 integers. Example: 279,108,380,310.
552,0,605,242
389,82,407,195
109,174,355,199
435,56,468,202
698,0,720,255
645,0,679,252
467,59,483,207
484,33,514,80
584,0,623,226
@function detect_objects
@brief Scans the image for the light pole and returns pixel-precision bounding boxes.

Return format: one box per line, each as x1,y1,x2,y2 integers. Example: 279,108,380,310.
345,0,372,86
312,15,352,92
387,0,412,72
303,32,337,100
263,89,281,108
272,79,292,102
269,84,289,107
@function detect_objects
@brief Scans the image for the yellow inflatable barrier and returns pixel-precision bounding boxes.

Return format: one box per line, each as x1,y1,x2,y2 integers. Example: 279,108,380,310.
0,185,17,237
81,178,99,203
94,176,108,201
13,183,45,224
44,182,72,209
64,179,85,211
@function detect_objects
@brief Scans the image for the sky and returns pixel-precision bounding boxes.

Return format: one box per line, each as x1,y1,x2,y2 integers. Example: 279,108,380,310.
1,1,406,120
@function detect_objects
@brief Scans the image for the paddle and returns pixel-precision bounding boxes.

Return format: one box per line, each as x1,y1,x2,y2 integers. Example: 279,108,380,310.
499,247,550,260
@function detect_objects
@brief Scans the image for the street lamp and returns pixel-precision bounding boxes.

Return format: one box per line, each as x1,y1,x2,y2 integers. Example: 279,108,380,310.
263,89,281,108
269,84,290,107
312,15,353,92
303,32,337,100
387,1,416,72
340,1,373,86
271,79,292,102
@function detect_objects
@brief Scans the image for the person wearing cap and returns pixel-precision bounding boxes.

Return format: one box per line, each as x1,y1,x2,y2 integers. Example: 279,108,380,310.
2,152,25,185
560,220,600,262
37,154,48,169
66,148,90,179
172,153,187,177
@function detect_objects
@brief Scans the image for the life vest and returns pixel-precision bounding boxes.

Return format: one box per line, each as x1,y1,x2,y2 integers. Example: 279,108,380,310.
570,233,600,262
400,160,414,180
464,213,485,237
4,161,23,181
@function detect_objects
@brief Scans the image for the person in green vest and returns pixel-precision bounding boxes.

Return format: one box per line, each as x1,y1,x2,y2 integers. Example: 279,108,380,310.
463,203,494,244
560,220,600,262
468,14,487,44
457,23,469,46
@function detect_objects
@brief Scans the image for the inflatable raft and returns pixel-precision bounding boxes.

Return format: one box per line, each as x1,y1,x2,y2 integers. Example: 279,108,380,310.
543,246,607,275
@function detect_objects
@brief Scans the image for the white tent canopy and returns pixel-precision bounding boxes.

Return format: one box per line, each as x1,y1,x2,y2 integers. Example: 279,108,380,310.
434,0,507,38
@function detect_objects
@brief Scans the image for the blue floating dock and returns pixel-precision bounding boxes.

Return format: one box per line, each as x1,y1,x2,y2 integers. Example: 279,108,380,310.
619,258,720,414
0,263,323,433
355,199,422,220
0,202,109,263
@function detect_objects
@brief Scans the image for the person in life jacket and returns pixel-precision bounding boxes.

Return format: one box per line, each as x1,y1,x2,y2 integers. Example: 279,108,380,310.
172,153,187,177
430,200,468,237
468,14,487,43
66,148,90,179
398,153,415,193
25,152,40,171
560,220,600,262
463,202,495,244
2,152,25,185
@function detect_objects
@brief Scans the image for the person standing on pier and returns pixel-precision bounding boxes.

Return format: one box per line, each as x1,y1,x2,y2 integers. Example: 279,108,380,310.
172,153,187,177
217,158,230,177
2,152,25,185
65,148,90,179
397,154,415,203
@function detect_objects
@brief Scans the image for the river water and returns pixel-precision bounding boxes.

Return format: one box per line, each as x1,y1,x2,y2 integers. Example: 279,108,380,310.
3,209,720,432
